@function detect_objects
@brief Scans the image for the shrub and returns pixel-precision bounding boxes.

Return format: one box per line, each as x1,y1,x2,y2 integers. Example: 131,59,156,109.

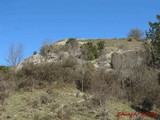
62,57,77,69
16,57,79,89
90,70,119,102
97,41,105,50
128,28,143,40
40,41,54,56
80,42,99,60
146,15,160,59
0,92,8,104
0,72,17,103
40,94,52,104
75,70,92,92
33,51,37,55
84,62,94,70
0,66,10,73
65,38,79,56
40,45,49,56
127,38,132,42
66,38,78,48
17,77,34,91
17,63,59,83
125,67,160,111
141,98,154,111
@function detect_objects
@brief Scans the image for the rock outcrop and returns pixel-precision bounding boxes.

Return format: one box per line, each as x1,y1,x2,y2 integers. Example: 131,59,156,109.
15,39,152,73
111,49,151,70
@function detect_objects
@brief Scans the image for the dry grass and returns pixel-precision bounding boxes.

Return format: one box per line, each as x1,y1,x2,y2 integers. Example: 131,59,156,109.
1,85,157,120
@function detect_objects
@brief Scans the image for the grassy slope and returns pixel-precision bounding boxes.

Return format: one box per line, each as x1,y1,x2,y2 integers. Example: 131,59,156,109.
2,87,96,120
1,87,156,120
55,38,143,48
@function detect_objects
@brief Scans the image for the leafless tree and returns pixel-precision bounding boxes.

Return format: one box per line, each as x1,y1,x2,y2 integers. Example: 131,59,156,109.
128,28,143,40
6,43,24,66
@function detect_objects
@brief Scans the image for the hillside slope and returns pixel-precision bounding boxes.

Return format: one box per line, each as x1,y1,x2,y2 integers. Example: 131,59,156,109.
2,38,159,120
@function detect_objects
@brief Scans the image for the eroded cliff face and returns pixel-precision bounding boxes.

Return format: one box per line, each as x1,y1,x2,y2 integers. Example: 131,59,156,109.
111,49,151,70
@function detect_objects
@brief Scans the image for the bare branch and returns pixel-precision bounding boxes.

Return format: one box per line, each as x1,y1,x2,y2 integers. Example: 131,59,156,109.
6,43,24,66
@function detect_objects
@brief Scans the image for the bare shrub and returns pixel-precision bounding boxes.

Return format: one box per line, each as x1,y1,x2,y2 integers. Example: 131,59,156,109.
65,38,79,56
75,69,92,92
40,40,54,56
0,72,17,104
125,66,160,111
17,63,57,82
128,28,143,40
6,43,24,66
16,57,79,89
62,56,77,69
91,70,119,104
40,94,53,104
90,69,119,120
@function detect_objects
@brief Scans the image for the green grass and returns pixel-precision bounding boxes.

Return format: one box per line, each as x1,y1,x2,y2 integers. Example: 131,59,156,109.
1,87,97,120
79,38,143,48
1,86,157,120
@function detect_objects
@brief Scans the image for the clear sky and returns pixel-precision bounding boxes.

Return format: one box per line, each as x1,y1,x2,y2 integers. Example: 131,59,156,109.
0,0,160,65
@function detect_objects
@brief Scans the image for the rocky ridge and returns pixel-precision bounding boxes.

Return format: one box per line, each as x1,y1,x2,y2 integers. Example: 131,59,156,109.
16,39,151,72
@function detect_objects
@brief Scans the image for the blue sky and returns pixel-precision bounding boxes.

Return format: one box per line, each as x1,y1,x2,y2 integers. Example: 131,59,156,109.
0,0,160,65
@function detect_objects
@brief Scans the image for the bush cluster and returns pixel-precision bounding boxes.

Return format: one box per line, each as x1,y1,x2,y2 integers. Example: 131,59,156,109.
0,66,10,73
0,72,17,104
66,38,78,48
33,51,37,55
97,41,105,50
80,42,99,60
17,58,78,84
40,44,54,56
121,67,160,111
65,38,79,56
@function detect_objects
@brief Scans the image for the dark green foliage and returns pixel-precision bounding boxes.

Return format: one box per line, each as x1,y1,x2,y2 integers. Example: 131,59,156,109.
97,41,105,50
66,38,78,47
81,42,99,60
141,98,154,111
0,66,10,73
146,15,160,59
75,69,92,92
33,51,37,55
127,38,133,42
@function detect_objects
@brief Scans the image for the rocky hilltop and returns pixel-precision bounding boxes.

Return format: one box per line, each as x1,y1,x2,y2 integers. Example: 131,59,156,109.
16,38,151,72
